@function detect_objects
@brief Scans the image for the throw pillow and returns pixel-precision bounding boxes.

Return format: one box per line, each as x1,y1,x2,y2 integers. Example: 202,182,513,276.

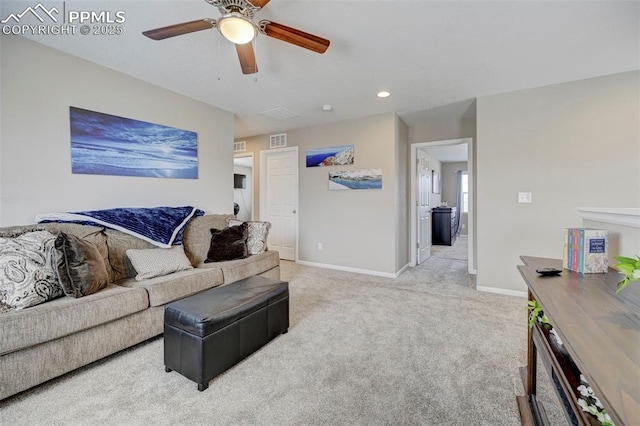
205,222,248,263
227,219,271,255
54,232,109,298
181,214,234,266
0,230,63,311
126,245,193,281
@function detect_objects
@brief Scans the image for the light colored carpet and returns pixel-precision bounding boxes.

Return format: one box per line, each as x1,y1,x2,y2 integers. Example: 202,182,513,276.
0,242,566,425
430,235,469,262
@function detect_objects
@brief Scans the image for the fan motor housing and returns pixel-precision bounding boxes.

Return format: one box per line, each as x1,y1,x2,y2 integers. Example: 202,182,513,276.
205,0,259,19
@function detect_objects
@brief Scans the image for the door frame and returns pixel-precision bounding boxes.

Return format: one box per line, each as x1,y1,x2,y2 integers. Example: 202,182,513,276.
409,138,475,274
259,146,299,262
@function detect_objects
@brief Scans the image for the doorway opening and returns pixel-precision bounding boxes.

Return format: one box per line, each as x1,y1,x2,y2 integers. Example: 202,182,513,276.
409,138,475,274
233,154,254,221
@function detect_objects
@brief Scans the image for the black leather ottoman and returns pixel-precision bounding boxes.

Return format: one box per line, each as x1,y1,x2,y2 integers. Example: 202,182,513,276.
163,275,289,391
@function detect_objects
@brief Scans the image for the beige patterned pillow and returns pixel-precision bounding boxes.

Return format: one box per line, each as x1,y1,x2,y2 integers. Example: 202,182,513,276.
126,245,193,281
227,219,271,255
0,231,63,311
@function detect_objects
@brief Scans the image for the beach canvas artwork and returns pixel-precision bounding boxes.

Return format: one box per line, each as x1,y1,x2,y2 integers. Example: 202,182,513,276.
69,107,198,179
306,145,354,167
328,169,382,191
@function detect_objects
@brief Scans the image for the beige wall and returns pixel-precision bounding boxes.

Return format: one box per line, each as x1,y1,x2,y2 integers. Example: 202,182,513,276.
476,71,640,294
242,113,406,275
0,36,234,225
409,116,476,144
395,115,410,271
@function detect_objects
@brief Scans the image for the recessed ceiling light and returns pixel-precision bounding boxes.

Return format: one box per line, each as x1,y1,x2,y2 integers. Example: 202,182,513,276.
377,91,390,98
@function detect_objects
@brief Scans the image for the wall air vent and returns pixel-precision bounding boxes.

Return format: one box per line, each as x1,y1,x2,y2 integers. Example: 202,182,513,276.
270,133,287,149
234,141,246,152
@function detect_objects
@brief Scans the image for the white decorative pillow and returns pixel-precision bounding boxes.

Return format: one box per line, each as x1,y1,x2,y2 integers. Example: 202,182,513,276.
227,219,271,255
126,245,193,281
0,231,63,312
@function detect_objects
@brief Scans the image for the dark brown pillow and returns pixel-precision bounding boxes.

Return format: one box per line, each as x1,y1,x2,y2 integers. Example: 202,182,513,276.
205,222,248,263
54,232,109,298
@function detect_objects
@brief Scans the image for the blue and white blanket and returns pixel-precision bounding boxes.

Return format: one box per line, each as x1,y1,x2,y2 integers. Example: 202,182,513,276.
36,206,204,248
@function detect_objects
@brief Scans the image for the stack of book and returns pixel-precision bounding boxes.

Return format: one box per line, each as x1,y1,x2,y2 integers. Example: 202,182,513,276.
563,228,608,273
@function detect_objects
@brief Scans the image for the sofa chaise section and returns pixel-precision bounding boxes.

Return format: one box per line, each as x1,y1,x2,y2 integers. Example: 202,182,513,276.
0,284,152,400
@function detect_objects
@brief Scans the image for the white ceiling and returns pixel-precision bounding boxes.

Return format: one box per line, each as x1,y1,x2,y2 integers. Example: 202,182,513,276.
425,144,468,163
7,0,639,139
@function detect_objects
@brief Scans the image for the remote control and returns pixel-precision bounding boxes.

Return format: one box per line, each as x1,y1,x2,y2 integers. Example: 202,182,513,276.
536,268,562,276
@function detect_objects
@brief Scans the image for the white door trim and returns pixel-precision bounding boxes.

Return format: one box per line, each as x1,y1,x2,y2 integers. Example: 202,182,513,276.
409,138,475,274
259,146,299,262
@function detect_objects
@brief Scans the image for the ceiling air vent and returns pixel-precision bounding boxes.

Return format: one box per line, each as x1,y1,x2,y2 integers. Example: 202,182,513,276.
261,107,299,120
270,133,287,149
234,141,246,152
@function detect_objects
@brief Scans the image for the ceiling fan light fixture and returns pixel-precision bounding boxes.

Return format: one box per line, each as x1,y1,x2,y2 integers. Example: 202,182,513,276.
218,12,257,44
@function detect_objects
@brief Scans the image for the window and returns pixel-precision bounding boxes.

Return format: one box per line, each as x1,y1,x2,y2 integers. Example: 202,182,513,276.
461,172,469,213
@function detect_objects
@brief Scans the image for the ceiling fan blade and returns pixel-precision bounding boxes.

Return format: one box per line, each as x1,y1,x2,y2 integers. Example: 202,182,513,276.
236,43,258,74
259,21,330,54
248,0,271,8
142,19,215,40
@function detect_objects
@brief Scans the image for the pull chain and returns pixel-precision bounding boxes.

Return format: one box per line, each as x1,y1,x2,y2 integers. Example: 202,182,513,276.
217,32,221,81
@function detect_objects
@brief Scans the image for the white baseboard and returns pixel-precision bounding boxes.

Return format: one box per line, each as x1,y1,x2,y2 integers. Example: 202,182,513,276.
296,260,409,279
395,263,412,278
477,286,527,298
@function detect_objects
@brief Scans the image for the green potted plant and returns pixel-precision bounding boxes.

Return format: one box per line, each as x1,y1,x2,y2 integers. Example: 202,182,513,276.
613,255,640,292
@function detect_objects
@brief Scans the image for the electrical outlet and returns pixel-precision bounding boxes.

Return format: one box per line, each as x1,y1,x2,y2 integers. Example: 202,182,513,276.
317,243,323,251
462,224,466,229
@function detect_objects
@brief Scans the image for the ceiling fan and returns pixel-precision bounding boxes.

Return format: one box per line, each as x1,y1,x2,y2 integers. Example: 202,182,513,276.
142,0,330,75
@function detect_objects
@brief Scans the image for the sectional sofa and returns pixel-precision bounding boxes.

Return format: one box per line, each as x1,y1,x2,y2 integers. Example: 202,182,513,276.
0,214,280,400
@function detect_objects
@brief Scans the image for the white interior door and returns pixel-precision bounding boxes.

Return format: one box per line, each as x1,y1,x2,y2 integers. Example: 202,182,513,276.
417,149,431,264
260,148,298,261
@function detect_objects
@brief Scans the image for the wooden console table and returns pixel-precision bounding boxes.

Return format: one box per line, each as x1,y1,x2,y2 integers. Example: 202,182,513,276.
516,256,640,426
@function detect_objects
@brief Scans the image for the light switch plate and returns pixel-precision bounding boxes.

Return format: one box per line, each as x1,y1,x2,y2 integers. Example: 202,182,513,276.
518,192,532,203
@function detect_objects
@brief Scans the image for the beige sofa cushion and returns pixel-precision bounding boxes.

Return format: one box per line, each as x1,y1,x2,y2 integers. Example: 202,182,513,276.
182,214,234,266
198,250,280,284
0,284,148,356
105,229,156,282
116,267,223,307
